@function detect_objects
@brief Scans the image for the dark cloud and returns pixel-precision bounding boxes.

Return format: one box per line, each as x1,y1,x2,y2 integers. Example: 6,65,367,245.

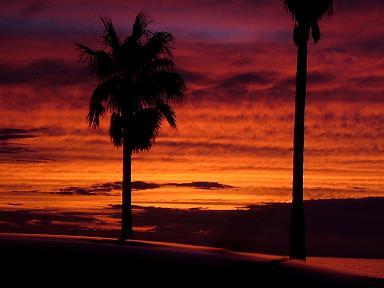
0,145,29,154
309,88,384,103
307,72,336,85
53,181,160,195
335,0,384,11
269,71,336,96
195,70,280,102
0,58,91,86
53,182,122,196
349,75,384,88
0,128,35,154
222,72,276,86
0,209,105,237
132,181,161,190
54,187,100,196
0,128,34,141
186,69,353,103
180,69,209,84
167,182,234,189
0,127,54,163
51,180,233,196
20,0,47,16
0,209,97,226
0,158,52,164
354,38,384,57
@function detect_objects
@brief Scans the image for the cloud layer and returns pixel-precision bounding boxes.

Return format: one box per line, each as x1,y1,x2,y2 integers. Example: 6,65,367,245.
0,0,383,202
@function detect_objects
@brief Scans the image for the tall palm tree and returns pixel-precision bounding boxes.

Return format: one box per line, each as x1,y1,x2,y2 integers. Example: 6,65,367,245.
284,0,333,260
76,12,185,240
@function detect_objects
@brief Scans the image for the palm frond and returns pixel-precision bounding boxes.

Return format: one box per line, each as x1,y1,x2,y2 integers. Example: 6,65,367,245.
128,108,162,152
87,101,105,129
143,32,174,59
76,43,114,79
109,112,124,147
101,17,121,52
90,51,114,79
76,43,96,60
86,79,118,128
132,11,152,41
151,58,176,73
284,0,333,23
311,22,321,43
152,71,186,103
157,101,176,128
284,0,332,44
105,81,142,117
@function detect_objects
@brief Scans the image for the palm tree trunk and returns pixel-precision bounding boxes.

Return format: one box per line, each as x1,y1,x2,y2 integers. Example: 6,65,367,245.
289,38,307,260
121,133,133,240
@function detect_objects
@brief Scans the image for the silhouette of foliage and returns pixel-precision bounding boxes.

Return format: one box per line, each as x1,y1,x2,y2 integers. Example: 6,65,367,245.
77,12,185,152
284,0,333,44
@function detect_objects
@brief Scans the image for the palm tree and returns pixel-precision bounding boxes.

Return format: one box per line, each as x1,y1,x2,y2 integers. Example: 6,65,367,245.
284,0,333,260
76,12,185,240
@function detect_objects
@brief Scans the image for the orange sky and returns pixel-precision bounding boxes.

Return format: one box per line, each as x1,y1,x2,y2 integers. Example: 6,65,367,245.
0,0,383,210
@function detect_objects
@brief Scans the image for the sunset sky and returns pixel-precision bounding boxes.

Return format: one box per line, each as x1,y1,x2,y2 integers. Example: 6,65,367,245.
0,0,383,212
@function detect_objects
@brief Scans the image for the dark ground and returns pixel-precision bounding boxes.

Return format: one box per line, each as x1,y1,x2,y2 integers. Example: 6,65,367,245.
1,233,383,287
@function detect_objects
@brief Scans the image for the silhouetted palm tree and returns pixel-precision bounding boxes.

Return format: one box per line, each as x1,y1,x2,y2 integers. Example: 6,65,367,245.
284,0,333,260
76,12,185,240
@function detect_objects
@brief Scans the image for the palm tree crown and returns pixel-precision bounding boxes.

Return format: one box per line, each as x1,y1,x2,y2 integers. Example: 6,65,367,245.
284,0,333,44
77,12,185,151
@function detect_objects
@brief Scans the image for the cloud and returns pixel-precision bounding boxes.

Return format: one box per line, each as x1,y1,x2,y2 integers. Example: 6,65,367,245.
179,69,210,84
0,127,55,163
49,181,161,193
308,72,337,85
0,128,34,141
206,71,279,100
52,182,122,196
50,180,234,196
0,128,35,154
0,58,91,86
348,75,384,88
335,0,384,11
222,72,277,86
20,0,47,16
0,209,97,226
166,182,234,189
132,181,161,190
0,208,105,237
